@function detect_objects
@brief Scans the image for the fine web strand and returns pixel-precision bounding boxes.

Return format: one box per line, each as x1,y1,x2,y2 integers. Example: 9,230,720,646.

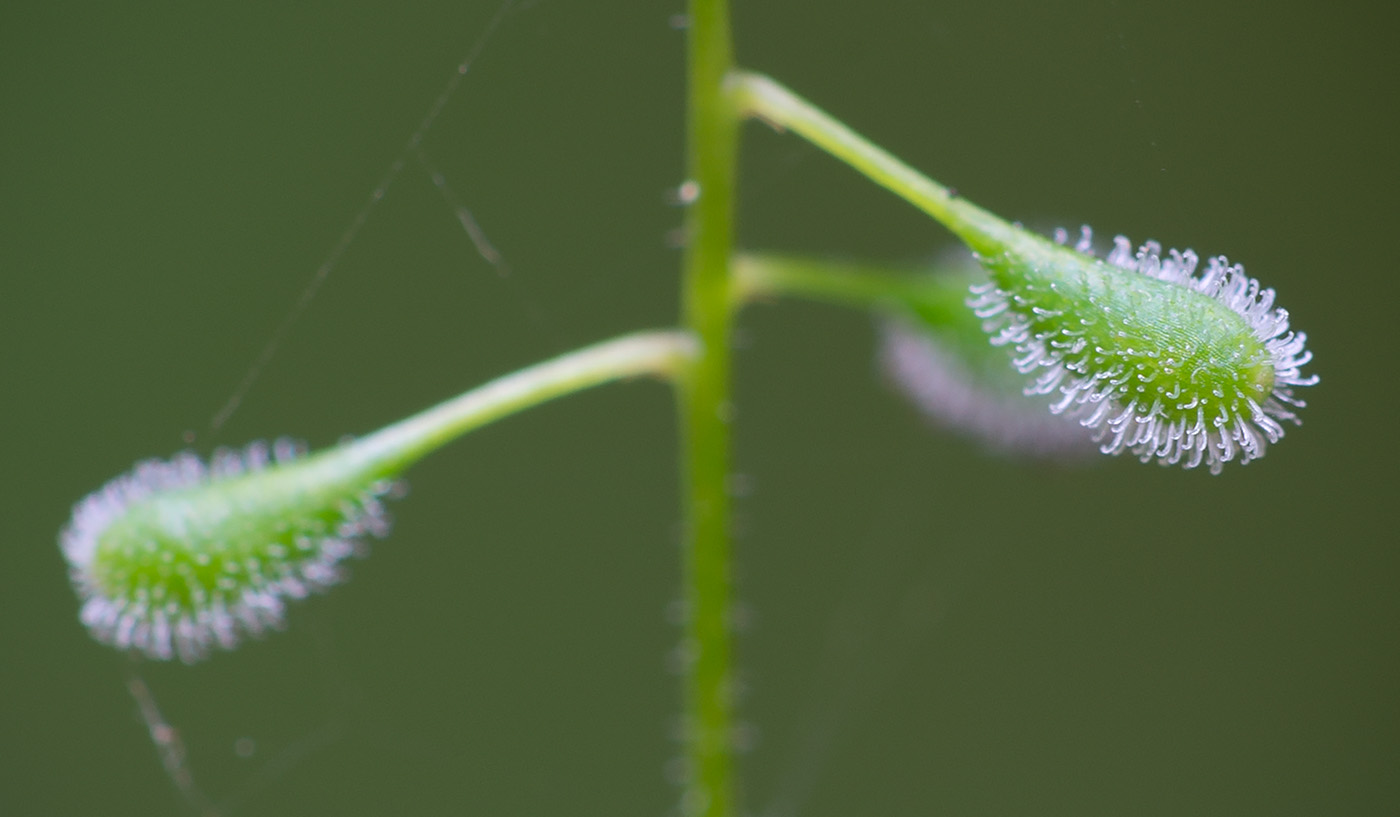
209,0,519,432
413,143,554,335
127,636,352,817
415,145,509,276
127,669,219,817
136,6,520,812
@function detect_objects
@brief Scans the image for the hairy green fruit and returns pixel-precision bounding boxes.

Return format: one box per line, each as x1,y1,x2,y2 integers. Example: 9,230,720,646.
971,226,1316,473
61,441,395,663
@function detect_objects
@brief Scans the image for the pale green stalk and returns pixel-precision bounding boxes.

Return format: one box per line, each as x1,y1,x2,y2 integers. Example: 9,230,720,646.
729,71,1019,258
732,251,970,324
340,330,699,478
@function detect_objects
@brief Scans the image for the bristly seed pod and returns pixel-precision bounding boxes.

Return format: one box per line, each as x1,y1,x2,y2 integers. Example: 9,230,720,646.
61,439,396,664
969,225,1317,474
58,331,697,664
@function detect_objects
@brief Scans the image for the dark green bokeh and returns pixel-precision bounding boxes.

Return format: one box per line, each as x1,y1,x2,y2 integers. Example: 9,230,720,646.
3,1,1394,815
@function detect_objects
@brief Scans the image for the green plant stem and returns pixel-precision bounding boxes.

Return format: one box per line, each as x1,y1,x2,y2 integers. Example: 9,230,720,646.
732,251,971,324
337,330,697,478
680,1,740,816
728,71,1022,259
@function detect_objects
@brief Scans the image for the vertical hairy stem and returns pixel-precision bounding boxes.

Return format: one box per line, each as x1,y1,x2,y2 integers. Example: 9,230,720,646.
679,1,739,815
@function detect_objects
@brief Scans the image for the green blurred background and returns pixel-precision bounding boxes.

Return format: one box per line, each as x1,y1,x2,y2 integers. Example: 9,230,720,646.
3,1,1395,814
